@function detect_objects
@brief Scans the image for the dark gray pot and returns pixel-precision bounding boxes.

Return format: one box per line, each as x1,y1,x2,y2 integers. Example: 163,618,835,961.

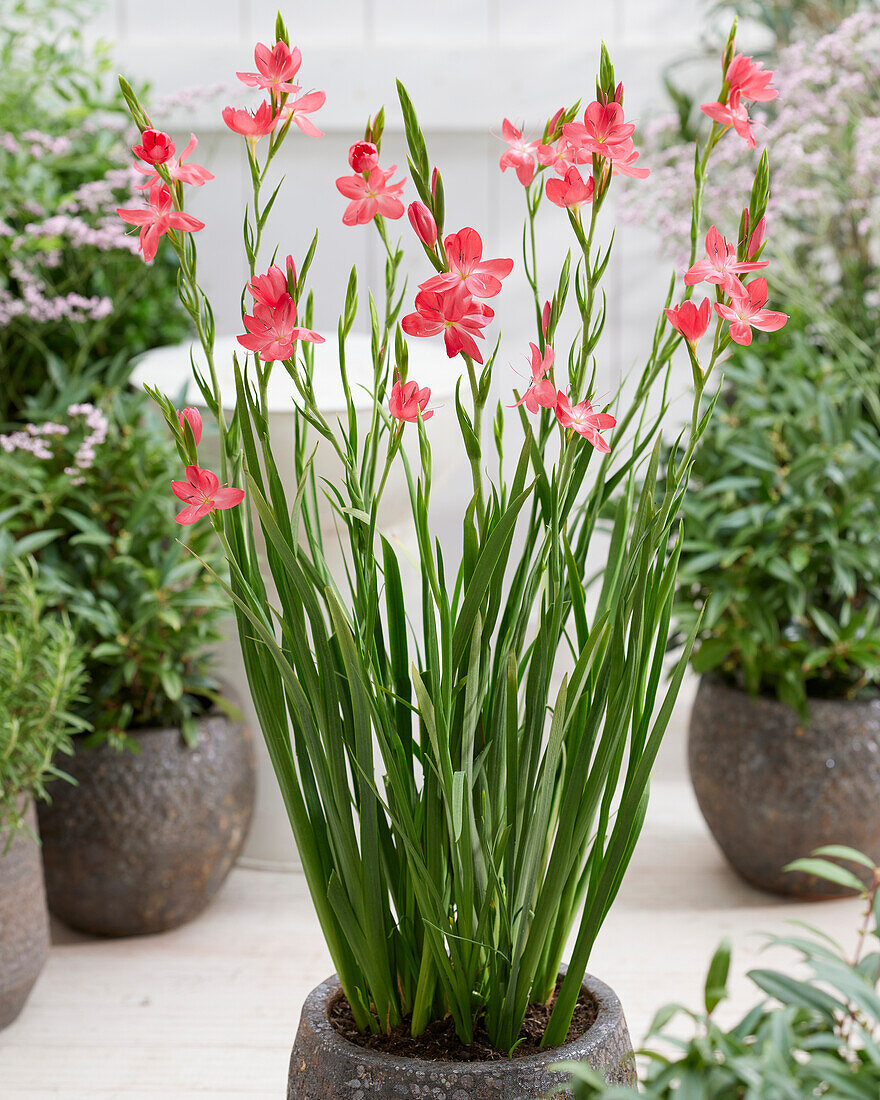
0,800,50,1029
689,675,880,897
287,973,635,1099
38,709,255,936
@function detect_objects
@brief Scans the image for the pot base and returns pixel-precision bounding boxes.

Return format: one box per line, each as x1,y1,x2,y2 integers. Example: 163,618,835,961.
288,974,635,1099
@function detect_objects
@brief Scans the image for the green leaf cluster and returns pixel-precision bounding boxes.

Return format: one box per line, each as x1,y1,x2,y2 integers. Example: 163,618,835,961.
0,560,88,836
563,847,880,1098
672,326,880,715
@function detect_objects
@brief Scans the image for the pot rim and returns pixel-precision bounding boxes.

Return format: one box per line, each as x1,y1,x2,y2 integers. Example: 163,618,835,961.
69,690,243,745
698,672,880,712
301,970,626,1073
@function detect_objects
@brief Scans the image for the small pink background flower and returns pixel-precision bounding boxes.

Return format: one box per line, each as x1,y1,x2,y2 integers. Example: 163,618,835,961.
512,343,557,413
498,119,538,186
171,465,245,524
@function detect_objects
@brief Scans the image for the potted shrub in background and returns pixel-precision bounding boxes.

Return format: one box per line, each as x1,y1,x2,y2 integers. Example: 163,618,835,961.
0,0,188,427
0,562,86,1028
562,847,880,1098
630,11,880,898
116,14,785,1094
0,384,255,937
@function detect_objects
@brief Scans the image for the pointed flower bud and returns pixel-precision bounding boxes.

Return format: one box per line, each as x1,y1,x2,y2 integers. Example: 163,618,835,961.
408,201,438,247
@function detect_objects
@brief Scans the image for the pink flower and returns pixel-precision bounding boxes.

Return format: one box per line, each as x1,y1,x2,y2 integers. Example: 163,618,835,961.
536,139,574,176
715,278,788,346
132,129,175,166
555,391,616,452
236,40,302,101
248,257,296,309
563,102,635,162
178,406,203,446
389,378,434,423
408,201,438,247
684,226,769,295
747,216,766,259
545,166,595,210
116,183,204,263
135,133,214,189
420,228,513,299
541,300,552,338
700,96,756,149
172,465,245,525
498,119,538,186
335,165,406,225
237,299,324,361
222,102,278,139
726,53,777,103
401,287,494,364
279,90,326,137
512,343,557,413
349,141,379,173
664,298,712,346
611,147,650,179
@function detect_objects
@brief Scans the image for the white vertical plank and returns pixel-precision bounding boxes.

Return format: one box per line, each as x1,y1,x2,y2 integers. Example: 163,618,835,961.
496,0,616,46
119,0,244,41
373,0,491,44
246,0,370,44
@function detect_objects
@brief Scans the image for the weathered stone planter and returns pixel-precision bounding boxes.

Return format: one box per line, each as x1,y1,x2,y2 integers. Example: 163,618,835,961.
38,709,255,936
0,800,50,1029
287,973,636,1099
689,675,880,897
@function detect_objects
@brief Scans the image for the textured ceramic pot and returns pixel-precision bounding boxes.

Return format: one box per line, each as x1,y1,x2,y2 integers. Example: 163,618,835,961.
38,709,255,936
0,800,50,1029
689,675,880,897
287,973,636,1099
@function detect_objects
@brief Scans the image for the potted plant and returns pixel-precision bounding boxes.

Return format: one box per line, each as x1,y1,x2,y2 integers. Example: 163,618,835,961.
115,14,786,1093
0,383,255,937
0,0,188,427
562,847,880,1097
0,561,86,1028
622,11,880,899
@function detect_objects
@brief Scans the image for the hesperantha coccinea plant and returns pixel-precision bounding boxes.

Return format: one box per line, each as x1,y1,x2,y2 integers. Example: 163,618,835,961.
114,14,786,1052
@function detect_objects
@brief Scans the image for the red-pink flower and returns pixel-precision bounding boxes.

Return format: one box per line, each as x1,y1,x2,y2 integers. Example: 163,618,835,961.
279,90,326,137
248,257,296,310
335,165,406,225
178,407,203,446
408,201,438,247
545,167,595,210
401,288,494,364
685,226,769,295
420,228,513,299
512,343,557,414
611,147,650,179
541,300,552,338
116,183,204,263
222,102,278,139
171,465,245,525
536,139,575,176
700,96,756,149
238,299,324,362
389,378,434,423
132,129,175,166
349,141,379,173
498,119,538,186
747,215,766,259
555,391,616,452
236,40,302,101
664,298,712,346
726,53,777,102
715,278,788,346
135,133,214,189
563,102,635,162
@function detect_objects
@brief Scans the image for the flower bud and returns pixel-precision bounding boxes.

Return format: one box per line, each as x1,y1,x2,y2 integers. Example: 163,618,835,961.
348,140,378,173
407,201,438,247
178,406,203,447
542,300,552,338
747,216,766,259
132,128,176,166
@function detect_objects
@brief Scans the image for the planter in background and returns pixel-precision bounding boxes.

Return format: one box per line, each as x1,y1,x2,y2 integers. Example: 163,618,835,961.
0,800,50,1030
287,973,636,1099
689,675,880,897
38,708,255,936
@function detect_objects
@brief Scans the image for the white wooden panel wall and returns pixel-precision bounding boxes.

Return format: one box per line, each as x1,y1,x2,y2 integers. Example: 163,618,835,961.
90,0,704,417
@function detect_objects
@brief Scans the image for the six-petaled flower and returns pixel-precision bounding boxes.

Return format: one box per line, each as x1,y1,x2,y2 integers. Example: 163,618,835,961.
389,378,434,423
546,166,595,210
555,391,616,452
171,465,245,524
401,287,494,363
512,343,557,414
236,40,302,102
498,119,538,186
420,228,513,299
685,225,769,295
116,183,204,262
664,298,712,346
238,298,324,361
336,165,406,225
222,102,279,139
715,277,788,345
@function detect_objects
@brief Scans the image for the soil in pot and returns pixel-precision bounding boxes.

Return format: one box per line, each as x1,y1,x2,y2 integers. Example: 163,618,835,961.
38,708,255,936
288,972,635,1099
0,800,50,1029
689,674,880,898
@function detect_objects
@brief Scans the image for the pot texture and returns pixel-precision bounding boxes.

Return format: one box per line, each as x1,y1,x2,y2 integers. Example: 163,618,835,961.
287,973,635,1099
689,675,880,897
38,709,255,936
0,800,50,1029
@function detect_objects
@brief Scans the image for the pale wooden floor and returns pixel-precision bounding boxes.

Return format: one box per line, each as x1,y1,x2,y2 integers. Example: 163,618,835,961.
0,776,864,1098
